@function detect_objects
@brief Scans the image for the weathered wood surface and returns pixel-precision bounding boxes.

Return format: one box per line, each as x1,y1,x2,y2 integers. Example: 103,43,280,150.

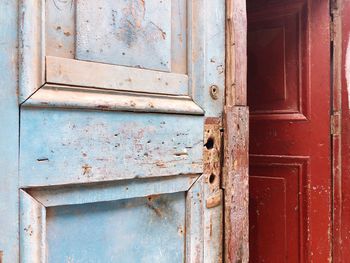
19,0,45,102
21,173,213,262
28,174,198,207
21,184,192,262
0,1,20,261
24,85,204,115
76,0,172,72
45,192,186,262
331,0,342,261
223,106,249,263
226,0,247,106
46,56,189,96
224,0,249,261
203,118,223,263
190,0,225,117
20,190,46,263
20,109,203,187
333,0,350,261
16,0,227,261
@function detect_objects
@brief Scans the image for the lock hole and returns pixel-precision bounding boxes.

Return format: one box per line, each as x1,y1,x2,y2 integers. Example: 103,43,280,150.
209,174,216,184
204,137,214,150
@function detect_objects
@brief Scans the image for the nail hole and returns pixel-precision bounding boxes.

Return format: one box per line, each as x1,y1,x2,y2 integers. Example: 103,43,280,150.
37,158,49,162
204,137,214,150
209,174,216,184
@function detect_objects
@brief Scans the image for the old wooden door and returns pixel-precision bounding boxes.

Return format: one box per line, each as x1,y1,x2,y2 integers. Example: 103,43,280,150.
247,0,331,262
0,0,226,262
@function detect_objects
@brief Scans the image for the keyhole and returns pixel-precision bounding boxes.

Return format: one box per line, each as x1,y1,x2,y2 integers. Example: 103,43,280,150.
209,174,216,184
204,137,214,149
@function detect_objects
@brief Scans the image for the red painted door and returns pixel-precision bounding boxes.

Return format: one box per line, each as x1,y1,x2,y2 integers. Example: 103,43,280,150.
247,0,331,262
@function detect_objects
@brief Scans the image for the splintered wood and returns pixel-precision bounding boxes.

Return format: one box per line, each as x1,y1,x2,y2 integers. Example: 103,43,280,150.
223,106,249,263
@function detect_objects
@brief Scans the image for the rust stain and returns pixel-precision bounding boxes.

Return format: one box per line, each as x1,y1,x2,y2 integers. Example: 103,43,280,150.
155,161,166,168
178,225,184,236
82,164,92,175
146,202,162,217
97,104,111,110
147,194,161,201
150,21,167,40
115,0,166,47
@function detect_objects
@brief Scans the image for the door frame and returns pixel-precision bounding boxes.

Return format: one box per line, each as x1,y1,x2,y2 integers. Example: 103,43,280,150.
224,0,249,262
228,0,334,261
332,0,350,262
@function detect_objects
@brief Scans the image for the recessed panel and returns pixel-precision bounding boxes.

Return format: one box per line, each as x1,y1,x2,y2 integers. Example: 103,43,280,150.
249,176,287,262
46,192,185,263
248,27,286,103
248,7,307,119
76,0,172,72
20,109,203,187
249,156,307,262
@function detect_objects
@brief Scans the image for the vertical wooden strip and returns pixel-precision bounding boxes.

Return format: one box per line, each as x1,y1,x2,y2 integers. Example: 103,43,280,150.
186,175,204,263
0,1,19,261
331,0,343,261
226,0,247,106
335,0,350,261
19,0,45,102
20,190,46,263
225,0,249,261
203,118,223,263
223,106,249,263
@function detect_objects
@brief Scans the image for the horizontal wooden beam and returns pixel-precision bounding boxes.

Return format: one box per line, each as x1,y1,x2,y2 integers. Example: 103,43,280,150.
46,56,189,96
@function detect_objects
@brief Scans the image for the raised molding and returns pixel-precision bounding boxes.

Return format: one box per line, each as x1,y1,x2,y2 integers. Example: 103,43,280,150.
22,85,204,115
248,3,308,121
20,190,46,263
18,0,224,116
19,174,220,262
45,56,189,96
249,154,309,262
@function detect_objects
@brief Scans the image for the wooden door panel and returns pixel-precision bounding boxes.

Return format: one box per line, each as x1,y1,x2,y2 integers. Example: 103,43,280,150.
20,109,203,186
16,0,226,262
249,155,308,262
20,0,215,103
45,56,189,96
20,175,199,262
45,192,186,263
248,0,331,262
248,3,307,120
250,176,287,262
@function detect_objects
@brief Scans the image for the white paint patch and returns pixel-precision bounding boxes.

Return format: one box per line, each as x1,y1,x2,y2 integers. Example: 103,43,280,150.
346,33,350,108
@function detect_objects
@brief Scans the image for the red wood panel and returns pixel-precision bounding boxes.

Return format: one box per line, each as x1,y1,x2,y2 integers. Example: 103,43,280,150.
335,0,350,261
248,0,331,262
248,4,307,120
249,156,308,262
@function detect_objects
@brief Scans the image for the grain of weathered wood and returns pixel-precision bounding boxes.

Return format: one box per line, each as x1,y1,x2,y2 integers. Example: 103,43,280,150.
203,118,224,263
19,0,45,102
224,1,249,261
28,174,198,207
46,56,189,96
20,109,204,187
16,0,227,261
223,106,249,263
226,0,247,106
20,190,46,263
189,0,226,117
0,1,20,261
21,175,202,263
24,85,204,115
